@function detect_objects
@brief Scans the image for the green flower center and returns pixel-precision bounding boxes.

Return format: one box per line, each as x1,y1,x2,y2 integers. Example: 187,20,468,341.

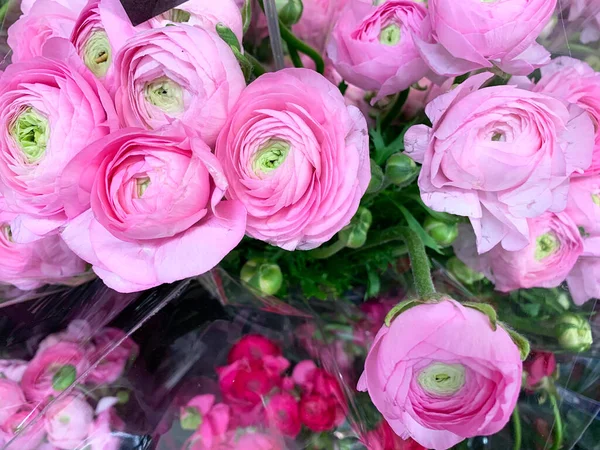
418,362,466,396
52,364,77,391
10,107,49,164
592,193,600,206
379,24,401,46
170,8,191,22
491,131,505,142
252,140,290,175
83,30,112,78
535,232,559,260
144,76,185,114
136,177,150,198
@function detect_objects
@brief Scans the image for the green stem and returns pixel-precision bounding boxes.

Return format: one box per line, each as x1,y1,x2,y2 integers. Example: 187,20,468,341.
504,315,557,338
381,89,409,129
400,226,436,298
278,22,324,74
309,238,347,259
0,0,11,22
549,394,563,450
566,43,597,56
288,46,303,68
245,53,267,76
512,405,522,450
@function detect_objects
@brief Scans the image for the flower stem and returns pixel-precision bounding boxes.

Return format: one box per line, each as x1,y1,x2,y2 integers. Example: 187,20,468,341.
549,394,563,450
245,53,267,76
503,315,557,338
400,226,436,298
288,46,303,68
278,22,324,74
512,405,522,450
309,238,347,259
0,0,11,22
381,89,409,129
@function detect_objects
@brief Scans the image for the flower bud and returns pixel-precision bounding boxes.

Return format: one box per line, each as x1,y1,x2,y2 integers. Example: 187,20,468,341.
447,257,485,285
52,365,76,392
385,152,418,187
366,159,384,194
339,207,373,249
278,0,303,26
180,406,202,430
424,216,458,247
241,259,283,296
555,314,593,352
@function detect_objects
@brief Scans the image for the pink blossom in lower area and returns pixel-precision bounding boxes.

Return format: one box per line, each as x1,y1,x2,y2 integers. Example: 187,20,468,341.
44,395,94,449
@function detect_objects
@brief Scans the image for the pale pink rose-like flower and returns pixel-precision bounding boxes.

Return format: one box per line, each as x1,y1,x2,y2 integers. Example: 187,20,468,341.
113,24,245,146
0,40,117,243
7,0,78,63
533,57,600,176
87,328,138,384
564,176,600,237
20,0,87,16
358,299,522,450
21,342,90,402
405,73,595,254
36,320,94,355
215,68,370,250
44,395,94,449
85,403,125,450
328,0,431,102
567,257,600,305
0,380,26,425
60,127,246,293
454,213,584,292
416,0,556,76
0,406,46,450
0,211,86,290
294,0,349,52
0,360,28,383
182,395,230,449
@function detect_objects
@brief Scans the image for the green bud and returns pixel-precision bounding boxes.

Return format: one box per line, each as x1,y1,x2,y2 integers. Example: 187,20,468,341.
278,0,303,26
116,390,130,404
385,152,418,187
447,257,485,285
339,207,373,249
52,365,76,391
424,216,458,247
240,259,283,296
144,76,185,114
10,107,50,163
180,406,202,430
556,314,593,352
82,30,112,78
366,159,384,194
216,23,241,52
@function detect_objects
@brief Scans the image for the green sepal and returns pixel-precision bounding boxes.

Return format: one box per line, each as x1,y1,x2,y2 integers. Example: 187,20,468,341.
216,23,241,52
464,302,497,331
504,326,531,361
385,299,420,327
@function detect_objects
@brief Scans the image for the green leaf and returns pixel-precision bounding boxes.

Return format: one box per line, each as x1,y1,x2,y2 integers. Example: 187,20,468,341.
365,266,381,299
395,203,443,254
518,302,541,317
385,299,420,326
464,302,497,330
215,23,241,51
504,327,531,361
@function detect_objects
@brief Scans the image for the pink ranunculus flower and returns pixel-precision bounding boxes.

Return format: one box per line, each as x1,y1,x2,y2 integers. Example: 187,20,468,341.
405,72,595,254
70,0,144,91
454,213,584,292
87,328,138,384
36,320,94,356
7,0,79,63
358,299,522,450
294,0,349,53
564,175,600,236
533,57,600,176
0,380,26,425
181,395,230,449
20,0,87,15
0,360,28,383
0,40,117,243
0,407,46,450
44,395,94,449
85,402,125,450
60,127,246,293
113,24,245,147
215,68,370,250
229,429,286,450
524,351,556,388
415,0,555,77
228,334,281,364
21,342,90,403
328,0,431,102
148,0,243,43
567,257,600,305
265,392,301,438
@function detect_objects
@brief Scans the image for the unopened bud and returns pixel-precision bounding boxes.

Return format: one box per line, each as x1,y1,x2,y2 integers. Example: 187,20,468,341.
278,0,303,26
241,259,283,296
52,365,76,391
556,314,593,352
447,257,484,285
339,207,373,249
366,159,384,194
424,216,458,247
385,152,418,187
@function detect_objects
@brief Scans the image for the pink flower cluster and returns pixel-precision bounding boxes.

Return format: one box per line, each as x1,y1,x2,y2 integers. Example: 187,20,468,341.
0,0,370,292
0,320,136,449
179,334,347,449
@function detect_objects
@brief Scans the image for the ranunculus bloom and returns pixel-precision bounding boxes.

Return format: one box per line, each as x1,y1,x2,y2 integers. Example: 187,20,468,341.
299,393,338,432
228,334,281,364
70,0,142,90
87,328,138,384
0,41,117,242
358,299,522,450
21,342,90,402
564,176,600,236
7,0,78,63
44,395,94,449
0,359,28,382
405,73,595,254
533,57,600,176
183,398,230,450
113,24,245,146
293,0,349,52
36,319,94,355
0,380,26,425
148,0,243,43
567,257,600,305
60,127,246,293
0,407,46,450
524,351,556,388
454,213,583,292
215,68,370,250
20,0,87,15
229,430,286,450
328,0,431,101
361,421,426,450
416,0,555,76
0,211,86,290
265,392,301,438
86,404,126,450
